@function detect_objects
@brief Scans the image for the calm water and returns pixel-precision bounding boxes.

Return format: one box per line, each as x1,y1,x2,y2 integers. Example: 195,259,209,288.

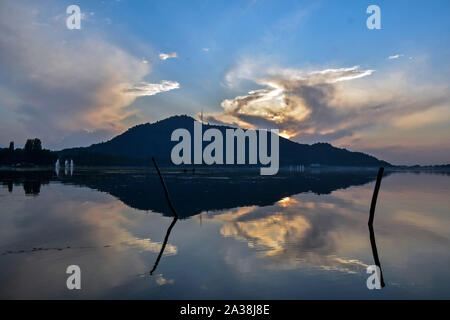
0,168,449,299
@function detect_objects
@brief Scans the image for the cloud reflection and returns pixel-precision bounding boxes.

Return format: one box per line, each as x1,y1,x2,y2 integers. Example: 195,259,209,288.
201,173,450,279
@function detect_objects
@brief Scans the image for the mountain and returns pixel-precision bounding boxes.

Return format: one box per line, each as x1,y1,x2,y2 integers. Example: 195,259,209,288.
58,115,391,167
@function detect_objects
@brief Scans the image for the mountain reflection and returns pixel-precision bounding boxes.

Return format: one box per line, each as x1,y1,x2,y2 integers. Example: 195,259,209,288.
1,169,450,298
0,168,383,276
0,168,384,217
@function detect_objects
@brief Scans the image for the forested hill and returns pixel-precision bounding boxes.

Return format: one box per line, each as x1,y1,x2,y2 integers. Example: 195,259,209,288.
58,115,391,168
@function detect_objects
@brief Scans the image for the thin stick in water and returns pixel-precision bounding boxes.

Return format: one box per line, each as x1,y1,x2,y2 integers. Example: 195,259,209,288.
369,167,384,226
152,157,178,218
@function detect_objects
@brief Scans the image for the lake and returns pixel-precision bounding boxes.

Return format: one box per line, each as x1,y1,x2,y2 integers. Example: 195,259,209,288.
0,168,449,299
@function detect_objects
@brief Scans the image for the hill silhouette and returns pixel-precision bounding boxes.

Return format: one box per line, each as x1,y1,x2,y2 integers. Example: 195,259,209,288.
58,115,391,168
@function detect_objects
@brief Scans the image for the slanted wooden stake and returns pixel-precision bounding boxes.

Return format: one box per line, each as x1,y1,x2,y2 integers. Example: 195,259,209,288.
152,157,178,218
369,167,384,226
150,157,179,275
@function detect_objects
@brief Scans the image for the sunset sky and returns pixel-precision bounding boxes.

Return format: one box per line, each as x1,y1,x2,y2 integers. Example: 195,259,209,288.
0,0,449,165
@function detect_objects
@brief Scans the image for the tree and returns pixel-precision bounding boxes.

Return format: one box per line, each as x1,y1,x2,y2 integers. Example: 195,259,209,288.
0,138,56,166
24,139,33,153
24,138,42,153
32,138,42,152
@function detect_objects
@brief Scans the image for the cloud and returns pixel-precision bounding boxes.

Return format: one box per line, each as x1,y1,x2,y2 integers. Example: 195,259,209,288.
0,1,178,149
392,105,450,129
388,54,404,60
125,81,180,97
159,52,178,60
204,58,450,163
206,61,375,140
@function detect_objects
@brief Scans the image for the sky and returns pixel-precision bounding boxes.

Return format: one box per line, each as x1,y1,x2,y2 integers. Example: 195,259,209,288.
0,0,449,165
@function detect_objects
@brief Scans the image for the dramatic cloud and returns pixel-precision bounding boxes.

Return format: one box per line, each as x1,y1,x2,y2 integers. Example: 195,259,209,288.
206,62,375,139
159,52,178,60
0,1,178,149
204,58,450,164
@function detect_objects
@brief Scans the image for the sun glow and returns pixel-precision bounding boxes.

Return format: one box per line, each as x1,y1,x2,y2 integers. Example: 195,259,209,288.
279,130,294,139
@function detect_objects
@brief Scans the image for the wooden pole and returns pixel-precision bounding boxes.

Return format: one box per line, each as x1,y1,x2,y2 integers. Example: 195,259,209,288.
368,167,386,287
368,167,384,226
150,157,179,275
152,157,178,218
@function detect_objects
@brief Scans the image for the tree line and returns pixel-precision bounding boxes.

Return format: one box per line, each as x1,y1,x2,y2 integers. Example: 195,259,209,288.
0,139,57,166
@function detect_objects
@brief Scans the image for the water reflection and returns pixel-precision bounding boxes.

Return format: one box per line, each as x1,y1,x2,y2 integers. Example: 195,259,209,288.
368,167,385,288
0,169,449,299
60,169,384,217
200,196,370,274
150,216,178,275
0,170,51,195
